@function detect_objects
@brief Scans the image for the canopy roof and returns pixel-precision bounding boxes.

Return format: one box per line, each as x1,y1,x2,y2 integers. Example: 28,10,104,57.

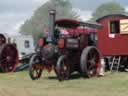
55,19,102,29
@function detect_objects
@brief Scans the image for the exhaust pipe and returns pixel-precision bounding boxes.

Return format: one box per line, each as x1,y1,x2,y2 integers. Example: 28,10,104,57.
47,9,56,43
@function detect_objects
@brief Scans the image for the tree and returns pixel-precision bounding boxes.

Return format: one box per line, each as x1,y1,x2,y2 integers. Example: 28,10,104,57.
90,2,125,21
20,0,79,42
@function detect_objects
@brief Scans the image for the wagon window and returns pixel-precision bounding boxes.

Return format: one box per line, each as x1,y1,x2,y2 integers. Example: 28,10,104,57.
120,19,128,34
110,20,120,34
24,40,30,48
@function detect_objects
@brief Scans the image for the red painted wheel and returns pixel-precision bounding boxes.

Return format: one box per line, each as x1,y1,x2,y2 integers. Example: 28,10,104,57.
80,46,100,78
56,55,70,81
29,54,44,80
0,44,18,72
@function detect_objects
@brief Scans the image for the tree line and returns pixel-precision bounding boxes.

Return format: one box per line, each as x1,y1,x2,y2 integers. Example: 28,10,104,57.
20,0,126,43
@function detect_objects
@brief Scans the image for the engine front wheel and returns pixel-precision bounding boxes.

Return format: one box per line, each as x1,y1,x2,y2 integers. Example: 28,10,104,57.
29,54,44,80
56,55,70,81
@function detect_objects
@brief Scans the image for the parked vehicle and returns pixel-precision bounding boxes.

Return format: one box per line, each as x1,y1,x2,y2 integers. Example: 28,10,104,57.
0,34,18,72
28,10,102,81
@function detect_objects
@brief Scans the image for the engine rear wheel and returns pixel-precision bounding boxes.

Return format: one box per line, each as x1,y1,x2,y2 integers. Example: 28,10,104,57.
56,55,70,81
80,46,100,78
0,44,18,72
29,54,43,80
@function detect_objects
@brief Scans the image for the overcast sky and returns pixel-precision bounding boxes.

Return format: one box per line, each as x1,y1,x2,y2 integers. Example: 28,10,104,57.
0,0,128,35
72,0,128,10
0,0,48,35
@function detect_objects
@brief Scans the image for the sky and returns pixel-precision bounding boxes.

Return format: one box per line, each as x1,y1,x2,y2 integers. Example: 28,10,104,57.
0,0,128,35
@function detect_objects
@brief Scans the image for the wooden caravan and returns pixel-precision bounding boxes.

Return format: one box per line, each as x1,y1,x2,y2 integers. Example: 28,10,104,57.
96,14,128,71
97,14,128,56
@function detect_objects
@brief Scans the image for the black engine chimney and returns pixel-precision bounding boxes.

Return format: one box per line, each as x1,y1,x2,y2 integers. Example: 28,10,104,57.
47,9,56,43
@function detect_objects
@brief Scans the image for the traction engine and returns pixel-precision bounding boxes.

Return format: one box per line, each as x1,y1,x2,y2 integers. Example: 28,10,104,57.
0,34,18,72
29,10,102,81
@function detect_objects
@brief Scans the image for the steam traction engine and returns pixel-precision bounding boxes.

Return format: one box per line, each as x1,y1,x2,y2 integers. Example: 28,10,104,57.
29,10,102,81
0,34,18,72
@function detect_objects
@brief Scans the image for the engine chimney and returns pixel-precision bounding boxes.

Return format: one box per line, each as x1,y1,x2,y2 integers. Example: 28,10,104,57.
47,9,56,43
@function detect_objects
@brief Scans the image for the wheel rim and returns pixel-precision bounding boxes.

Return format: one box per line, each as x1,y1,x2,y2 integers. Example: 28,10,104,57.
29,55,43,80
30,64,43,79
60,60,68,79
86,48,99,77
57,56,69,81
0,44,18,72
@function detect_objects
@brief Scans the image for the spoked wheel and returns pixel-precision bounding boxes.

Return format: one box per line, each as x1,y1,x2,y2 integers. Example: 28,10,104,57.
0,44,18,72
29,54,44,80
56,55,70,81
80,46,100,78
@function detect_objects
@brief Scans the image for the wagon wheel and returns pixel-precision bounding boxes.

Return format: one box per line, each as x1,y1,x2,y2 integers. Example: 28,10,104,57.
29,54,44,80
80,46,100,78
56,55,70,81
0,44,18,72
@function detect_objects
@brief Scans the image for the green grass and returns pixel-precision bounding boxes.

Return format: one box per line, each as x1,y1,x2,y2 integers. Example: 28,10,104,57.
0,71,128,96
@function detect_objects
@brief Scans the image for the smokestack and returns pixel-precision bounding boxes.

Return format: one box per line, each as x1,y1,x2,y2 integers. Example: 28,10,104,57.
47,9,56,43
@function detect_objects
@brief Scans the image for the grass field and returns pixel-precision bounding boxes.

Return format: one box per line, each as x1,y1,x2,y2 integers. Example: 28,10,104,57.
0,71,128,96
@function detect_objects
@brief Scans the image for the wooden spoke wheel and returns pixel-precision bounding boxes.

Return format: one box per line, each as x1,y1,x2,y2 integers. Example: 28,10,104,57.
29,54,43,80
56,55,70,81
80,46,100,78
0,44,18,72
